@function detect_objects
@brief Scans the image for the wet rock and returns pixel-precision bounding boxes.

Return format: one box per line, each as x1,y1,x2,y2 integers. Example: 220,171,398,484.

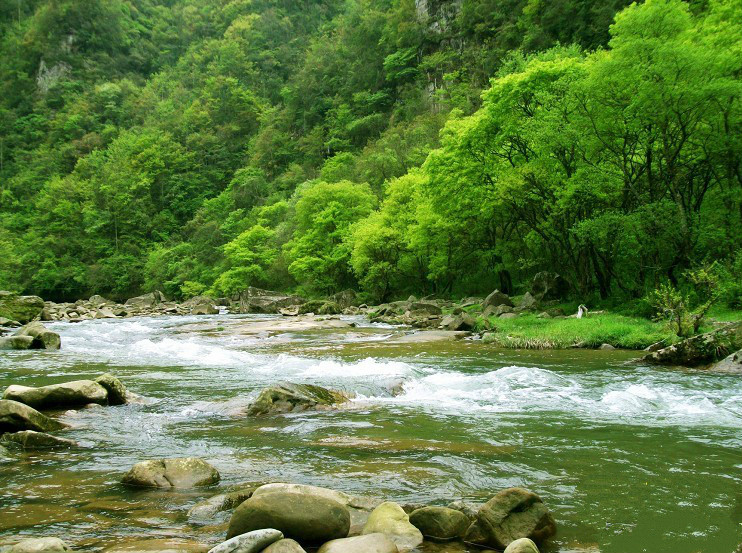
7,538,71,553
483,290,514,309
122,458,220,488
0,335,35,350
206,529,283,553
439,313,476,332
530,272,568,301
226,491,350,543
246,382,351,416
317,534,398,553
0,291,44,324
464,488,556,549
95,373,129,405
515,293,538,312
446,501,477,520
711,349,742,372
12,322,61,349
261,540,306,553
0,430,77,449
188,488,255,522
504,538,540,553
3,380,108,410
0,399,68,433
362,502,423,552
642,322,742,367
0,443,11,461
252,483,352,505
409,506,470,540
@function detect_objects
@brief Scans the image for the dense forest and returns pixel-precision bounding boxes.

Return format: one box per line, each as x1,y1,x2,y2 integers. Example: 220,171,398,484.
0,0,740,308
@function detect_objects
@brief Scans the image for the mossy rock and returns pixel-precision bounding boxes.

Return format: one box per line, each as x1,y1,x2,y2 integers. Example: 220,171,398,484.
246,382,351,416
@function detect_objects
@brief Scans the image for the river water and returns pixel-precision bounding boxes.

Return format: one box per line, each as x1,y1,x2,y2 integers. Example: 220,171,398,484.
0,314,740,552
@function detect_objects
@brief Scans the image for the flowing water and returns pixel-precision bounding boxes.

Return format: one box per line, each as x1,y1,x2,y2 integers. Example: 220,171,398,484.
1,315,740,552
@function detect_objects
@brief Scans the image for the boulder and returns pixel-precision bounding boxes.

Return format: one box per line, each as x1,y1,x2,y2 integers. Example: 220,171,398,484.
317,534,398,553
226,491,350,543
3,380,108,410
598,343,615,350
13,322,61,350
0,316,22,327
464,488,556,549
504,538,540,553
7,538,71,553
251,483,352,506
0,335,35,350
246,382,351,416
530,272,568,301
0,430,77,449
361,502,423,552
318,302,342,315
329,290,358,310
409,506,470,540
206,529,283,553
440,313,476,332
185,296,219,315
188,488,255,522
711,349,742,373
515,292,538,312
125,291,167,309
0,291,44,324
261,540,306,553
122,458,220,488
238,288,304,314
642,322,742,367
0,399,68,434
95,373,129,405
483,290,514,309
409,302,442,316
88,294,113,306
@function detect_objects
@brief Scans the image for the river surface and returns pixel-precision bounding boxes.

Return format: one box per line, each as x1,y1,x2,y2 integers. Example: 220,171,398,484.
1,314,741,552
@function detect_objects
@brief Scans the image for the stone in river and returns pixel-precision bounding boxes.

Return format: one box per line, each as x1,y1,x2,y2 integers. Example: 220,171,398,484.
409,506,470,540
13,322,61,350
226,491,350,543
0,336,35,350
0,430,77,449
188,487,256,522
122,458,220,488
317,533,398,553
504,538,540,553
0,291,44,324
95,373,129,405
206,529,283,553
245,382,351,416
7,538,71,553
3,380,108,410
361,502,423,552
0,399,68,434
261,540,306,553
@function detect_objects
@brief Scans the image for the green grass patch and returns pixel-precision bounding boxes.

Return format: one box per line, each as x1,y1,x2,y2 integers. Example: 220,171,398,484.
479,312,676,350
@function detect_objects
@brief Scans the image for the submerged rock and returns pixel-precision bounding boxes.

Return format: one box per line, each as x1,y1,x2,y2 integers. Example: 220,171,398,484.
95,373,129,405
0,291,44,324
206,529,283,553
0,430,77,449
361,502,423,552
0,399,68,434
246,382,351,416
226,491,351,543
13,322,61,349
642,322,742,367
261,540,306,553
188,487,256,522
504,538,540,553
7,538,71,553
317,534,398,553
409,506,470,540
3,380,108,410
122,458,220,488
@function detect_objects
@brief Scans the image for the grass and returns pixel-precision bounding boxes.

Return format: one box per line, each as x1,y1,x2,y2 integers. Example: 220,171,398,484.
478,312,677,350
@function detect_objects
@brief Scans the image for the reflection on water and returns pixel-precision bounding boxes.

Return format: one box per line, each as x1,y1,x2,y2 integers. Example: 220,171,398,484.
1,315,740,553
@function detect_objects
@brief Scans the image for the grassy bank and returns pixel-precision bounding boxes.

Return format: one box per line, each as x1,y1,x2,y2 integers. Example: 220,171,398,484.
477,313,676,350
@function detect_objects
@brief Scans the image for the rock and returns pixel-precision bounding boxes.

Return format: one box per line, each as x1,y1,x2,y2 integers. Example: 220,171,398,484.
94,307,118,319
125,291,167,309
318,302,342,315
504,538,540,553
362,502,423,552
246,382,351,416
3,380,108,409
484,290,514,309
0,430,77,449
206,529,283,553
251,483,352,506
88,294,112,306
317,534,398,553
95,373,129,405
439,313,476,331
261,540,306,553
329,290,358,310
238,287,304,314
515,292,538,312
464,488,556,549
279,306,300,317
642,322,742,367
0,335,35,350
483,304,514,318
188,488,255,521
409,302,442,316
185,296,219,315
226,491,350,543
12,322,61,350
711,349,742,372
530,272,568,301
499,312,519,319
446,501,477,520
409,506,470,540
0,399,68,433
7,538,71,553
122,458,220,488
0,291,44,324
598,343,615,350
0,316,22,327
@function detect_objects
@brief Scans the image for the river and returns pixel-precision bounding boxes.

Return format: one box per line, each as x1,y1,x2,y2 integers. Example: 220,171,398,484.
1,314,740,552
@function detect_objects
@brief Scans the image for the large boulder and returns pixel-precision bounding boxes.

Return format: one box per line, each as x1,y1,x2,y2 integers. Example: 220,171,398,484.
317,534,398,553
251,483,352,506
504,538,540,553
642,322,742,367
409,302,442,316
184,296,219,315
122,458,220,488
246,382,351,416
439,313,476,331
261,540,306,553
125,291,167,309
409,506,469,540
0,291,44,324
3,380,108,409
206,529,283,553
464,488,556,549
0,430,77,449
530,272,568,301
13,322,61,350
0,399,68,434
515,292,539,312
0,335,35,350
711,349,742,373
6,538,71,553
95,373,129,405
329,290,358,310
238,287,304,314
226,491,351,543
483,290,514,309
361,502,423,552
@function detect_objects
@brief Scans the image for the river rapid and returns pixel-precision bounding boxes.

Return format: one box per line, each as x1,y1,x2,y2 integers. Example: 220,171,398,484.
1,314,740,552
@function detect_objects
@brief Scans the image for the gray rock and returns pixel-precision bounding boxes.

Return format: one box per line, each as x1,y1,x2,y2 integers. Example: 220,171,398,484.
362,502,423,552
0,335,35,350
0,291,44,324
12,322,60,349
409,506,470,540
598,343,615,350
0,399,68,433
261,540,306,553
499,312,519,319
122,458,220,488
440,313,476,331
206,529,283,553
238,287,304,314
88,294,113,306
409,302,442,316
515,292,538,312
3,380,108,409
317,534,398,553
642,322,742,367
1,430,77,449
504,538,540,553
95,373,129,405
246,382,350,416
125,291,167,309
484,290,514,309
7,538,70,553
711,349,742,373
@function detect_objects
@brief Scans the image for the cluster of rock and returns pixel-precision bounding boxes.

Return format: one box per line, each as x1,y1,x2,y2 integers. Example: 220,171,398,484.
642,321,742,370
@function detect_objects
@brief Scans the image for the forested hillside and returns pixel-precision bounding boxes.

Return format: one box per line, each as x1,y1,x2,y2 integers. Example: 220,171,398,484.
1,0,740,308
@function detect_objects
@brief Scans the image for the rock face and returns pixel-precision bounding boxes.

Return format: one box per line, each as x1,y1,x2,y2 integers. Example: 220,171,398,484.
246,382,351,416
12,322,61,349
504,538,540,553
3,380,108,409
362,502,423,552
206,529,283,553
238,287,304,314
122,458,220,488
226,491,351,543
530,272,568,301
0,399,68,433
409,506,470,540
95,373,129,405
712,349,742,372
0,291,44,324
0,430,76,449
7,538,71,553
484,290,514,309
261,540,306,553
643,322,742,367
317,534,398,553
465,488,556,549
